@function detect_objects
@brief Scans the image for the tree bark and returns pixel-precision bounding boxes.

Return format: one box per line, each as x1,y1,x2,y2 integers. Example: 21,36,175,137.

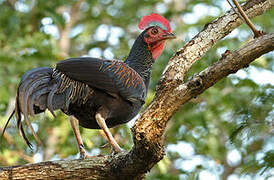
0,0,273,179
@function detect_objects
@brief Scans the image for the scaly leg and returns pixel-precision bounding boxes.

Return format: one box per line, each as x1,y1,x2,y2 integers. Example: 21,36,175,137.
95,113,122,153
69,116,88,159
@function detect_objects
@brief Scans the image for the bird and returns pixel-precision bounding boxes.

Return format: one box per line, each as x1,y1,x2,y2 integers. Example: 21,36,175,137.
1,13,176,158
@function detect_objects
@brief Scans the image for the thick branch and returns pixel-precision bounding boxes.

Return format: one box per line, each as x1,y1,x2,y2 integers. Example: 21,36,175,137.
133,0,273,148
231,0,264,37
176,33,274,104
164,0,273,83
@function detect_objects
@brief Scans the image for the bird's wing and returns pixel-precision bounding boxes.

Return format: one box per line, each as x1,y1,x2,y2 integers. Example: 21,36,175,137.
56,57,146,102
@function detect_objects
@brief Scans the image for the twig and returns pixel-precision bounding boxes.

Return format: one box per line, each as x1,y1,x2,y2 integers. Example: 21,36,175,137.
226,0,246,22
227,0,263,38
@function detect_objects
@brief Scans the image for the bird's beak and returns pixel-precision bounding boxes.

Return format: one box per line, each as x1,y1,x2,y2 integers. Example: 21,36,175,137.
162,32,176,40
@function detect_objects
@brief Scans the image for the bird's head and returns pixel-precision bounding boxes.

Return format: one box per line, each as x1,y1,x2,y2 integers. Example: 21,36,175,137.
139,13,176,60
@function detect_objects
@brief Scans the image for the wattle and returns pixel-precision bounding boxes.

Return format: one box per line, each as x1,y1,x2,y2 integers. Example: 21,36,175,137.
151,41,166,60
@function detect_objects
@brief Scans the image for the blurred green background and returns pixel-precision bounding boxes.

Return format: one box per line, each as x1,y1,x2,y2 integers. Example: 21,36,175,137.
0,0,273,179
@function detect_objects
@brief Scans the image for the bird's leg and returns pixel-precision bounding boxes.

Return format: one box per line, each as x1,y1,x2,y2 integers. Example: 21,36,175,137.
95,113,122,153
69,116,88,159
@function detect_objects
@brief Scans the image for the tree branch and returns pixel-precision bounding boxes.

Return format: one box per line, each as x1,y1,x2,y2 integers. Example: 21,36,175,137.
177,32,274,103
132,0,273,158
231,0,264,37
0,0,273,179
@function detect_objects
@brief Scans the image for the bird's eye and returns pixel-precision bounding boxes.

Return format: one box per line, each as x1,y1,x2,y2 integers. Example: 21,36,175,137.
151,28,158,35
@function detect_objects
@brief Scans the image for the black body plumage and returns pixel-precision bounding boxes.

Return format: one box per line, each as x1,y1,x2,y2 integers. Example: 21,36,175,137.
5,29,155,146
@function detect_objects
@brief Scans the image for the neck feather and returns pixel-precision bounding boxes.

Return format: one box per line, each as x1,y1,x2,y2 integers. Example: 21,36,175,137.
125,32,153,89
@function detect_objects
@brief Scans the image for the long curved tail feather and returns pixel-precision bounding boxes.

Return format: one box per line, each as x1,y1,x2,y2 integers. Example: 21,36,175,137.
2,65,93,148
10,67,66,148
0,107,34,149
0,110,15,147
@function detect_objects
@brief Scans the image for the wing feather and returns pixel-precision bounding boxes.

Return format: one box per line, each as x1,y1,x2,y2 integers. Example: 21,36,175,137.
56,57,146,102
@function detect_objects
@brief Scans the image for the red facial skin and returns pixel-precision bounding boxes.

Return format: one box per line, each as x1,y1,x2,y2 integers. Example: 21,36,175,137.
143,26,175,60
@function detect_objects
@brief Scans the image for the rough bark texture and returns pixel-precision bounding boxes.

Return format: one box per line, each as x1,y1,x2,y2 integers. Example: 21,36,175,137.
0,0,273,179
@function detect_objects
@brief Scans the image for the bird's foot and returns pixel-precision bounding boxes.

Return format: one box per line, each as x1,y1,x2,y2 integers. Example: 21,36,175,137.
101,142,123,154
100,143,110,148
81,154,99,159
79,144,88,159
78,144,106,159
111,146,123,155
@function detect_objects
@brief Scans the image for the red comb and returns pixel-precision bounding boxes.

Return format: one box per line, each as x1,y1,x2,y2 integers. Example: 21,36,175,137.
138,13,171,32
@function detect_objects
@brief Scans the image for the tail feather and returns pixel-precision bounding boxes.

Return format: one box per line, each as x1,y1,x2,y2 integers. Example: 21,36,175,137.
17,69,53,147
13,67,66,148
27,83,50,118
47,83,59,117
15,93,33,148
0,110,15,147
19,68,52,121
2,67,76,148
32,84,50,110
26,77,52,117
28,94,36,118
0,105,32,149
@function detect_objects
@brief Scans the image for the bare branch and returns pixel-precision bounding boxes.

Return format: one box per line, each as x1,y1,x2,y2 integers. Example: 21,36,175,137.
133,0,273,145
226,0,245,21
163,0,273,84
180,33,274,102
231,0,264,37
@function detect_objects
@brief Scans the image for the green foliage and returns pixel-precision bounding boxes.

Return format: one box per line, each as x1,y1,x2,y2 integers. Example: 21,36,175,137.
0,0,273,179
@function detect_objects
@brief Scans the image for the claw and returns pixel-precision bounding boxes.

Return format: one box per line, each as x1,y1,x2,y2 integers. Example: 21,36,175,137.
79,144,88,159
100,142,123,154
100,142,110,148
78,144,101,159
111,146,123,155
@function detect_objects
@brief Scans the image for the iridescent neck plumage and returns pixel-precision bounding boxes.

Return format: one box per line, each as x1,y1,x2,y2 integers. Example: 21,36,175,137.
125,32,153,89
